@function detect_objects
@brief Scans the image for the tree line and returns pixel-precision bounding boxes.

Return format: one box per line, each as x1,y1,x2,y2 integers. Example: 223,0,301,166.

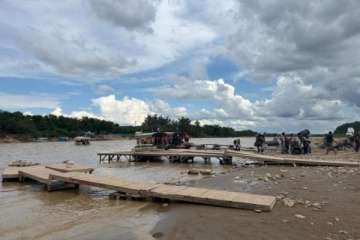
0,110,257,139
2,110,355,140
334,121,360,135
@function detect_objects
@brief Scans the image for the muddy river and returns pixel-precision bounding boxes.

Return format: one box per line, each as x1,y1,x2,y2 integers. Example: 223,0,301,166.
0,137,254,240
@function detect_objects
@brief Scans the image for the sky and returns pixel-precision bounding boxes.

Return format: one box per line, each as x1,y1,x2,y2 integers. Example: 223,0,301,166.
0,0,359,134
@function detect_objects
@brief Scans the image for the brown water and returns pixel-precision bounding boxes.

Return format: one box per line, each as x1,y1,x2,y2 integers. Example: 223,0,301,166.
0,138,254,240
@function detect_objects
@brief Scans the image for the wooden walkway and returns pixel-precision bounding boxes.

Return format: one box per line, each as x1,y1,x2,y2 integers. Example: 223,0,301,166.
2,165,43,181
98,149,233,164
2,163,94,181
97,149,360,167
2,165,276,211
46,163,94,173
226,150,360,167
18,166,71,191
49,171,276,211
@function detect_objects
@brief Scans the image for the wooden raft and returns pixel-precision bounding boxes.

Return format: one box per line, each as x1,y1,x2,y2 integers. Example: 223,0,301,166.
49,171,276,211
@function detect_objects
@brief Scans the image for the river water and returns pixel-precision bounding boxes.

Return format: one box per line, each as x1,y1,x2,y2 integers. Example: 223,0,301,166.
0,137,255,240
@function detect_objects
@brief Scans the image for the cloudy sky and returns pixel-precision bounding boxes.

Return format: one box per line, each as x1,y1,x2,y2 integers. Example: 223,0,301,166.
1,0,359,134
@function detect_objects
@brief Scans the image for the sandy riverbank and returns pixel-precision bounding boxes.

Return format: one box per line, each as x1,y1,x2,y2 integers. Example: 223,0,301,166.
151,142,360,240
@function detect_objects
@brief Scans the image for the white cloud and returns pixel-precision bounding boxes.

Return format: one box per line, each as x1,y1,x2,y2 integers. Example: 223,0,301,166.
1,0,360,133
67,110,100,120
0,92,60,110
254,75,351,120
157,78,255,118
197,119,224,127
86,0,156,33
23,111,33,116
51,107,63,116
231,119,256,128
95,85,115,95
150,99,187,119
228,0,360,108
128,1,217,71
92,95,152,125
17,29,136,80
189,64,209,80
50,107,101,120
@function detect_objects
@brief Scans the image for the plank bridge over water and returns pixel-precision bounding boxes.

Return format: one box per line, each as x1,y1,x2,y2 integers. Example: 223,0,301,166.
97,149,359,167
3,165,276,212
97,149,234,164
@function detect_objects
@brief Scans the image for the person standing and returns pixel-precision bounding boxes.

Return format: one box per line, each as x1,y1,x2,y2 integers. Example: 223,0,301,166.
254,133,265,153
280,132,288,154
233,138,241,151
297,129,310,153
354,131,360,152
325,131,337,155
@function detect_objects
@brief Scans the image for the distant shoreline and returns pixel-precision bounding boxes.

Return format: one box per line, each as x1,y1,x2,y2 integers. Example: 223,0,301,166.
0,135,129,144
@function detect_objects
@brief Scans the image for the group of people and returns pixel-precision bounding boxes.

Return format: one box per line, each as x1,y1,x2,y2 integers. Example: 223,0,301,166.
240,128,360,155
325,129,360,154
346,128,360,152
279,129,311,155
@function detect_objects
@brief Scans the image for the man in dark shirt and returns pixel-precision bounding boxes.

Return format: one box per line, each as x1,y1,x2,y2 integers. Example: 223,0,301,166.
354,131,360,152
325,131,336,155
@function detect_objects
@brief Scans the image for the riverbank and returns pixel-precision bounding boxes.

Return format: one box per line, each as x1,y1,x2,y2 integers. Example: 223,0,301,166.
0,134,129,144
150,142,360,240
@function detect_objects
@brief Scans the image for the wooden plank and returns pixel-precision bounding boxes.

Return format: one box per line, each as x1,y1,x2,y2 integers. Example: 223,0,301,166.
2,165,43,180
173,188,276,211
49,172,160,195
226,194,276,211
46,163,94,173
18,166,61,184
173,187,210,197
226,150,359,167
200,189,237,200
147,185,187,197
48,172,276,211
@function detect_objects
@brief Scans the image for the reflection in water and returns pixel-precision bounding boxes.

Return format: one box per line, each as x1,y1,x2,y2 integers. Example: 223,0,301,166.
0,137,254,239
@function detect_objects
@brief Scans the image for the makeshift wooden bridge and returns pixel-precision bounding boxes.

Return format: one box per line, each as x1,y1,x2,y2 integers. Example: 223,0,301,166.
1,164,276,211
97,149,234,164
225,150,360,167
97,148,360,167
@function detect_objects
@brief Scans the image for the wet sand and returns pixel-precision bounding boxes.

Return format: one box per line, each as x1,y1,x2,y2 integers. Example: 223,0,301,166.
151,143,360,240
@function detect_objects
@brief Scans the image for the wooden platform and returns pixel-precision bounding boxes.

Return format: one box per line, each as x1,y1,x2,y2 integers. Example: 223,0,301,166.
97,148,360,167
147,185,276,211
2,163,94,181
2,163,276,211
2,165,43,181
18,166,77,191
97,149,233,164
46,163,94,174
49,171,276,211
226,150,360,167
